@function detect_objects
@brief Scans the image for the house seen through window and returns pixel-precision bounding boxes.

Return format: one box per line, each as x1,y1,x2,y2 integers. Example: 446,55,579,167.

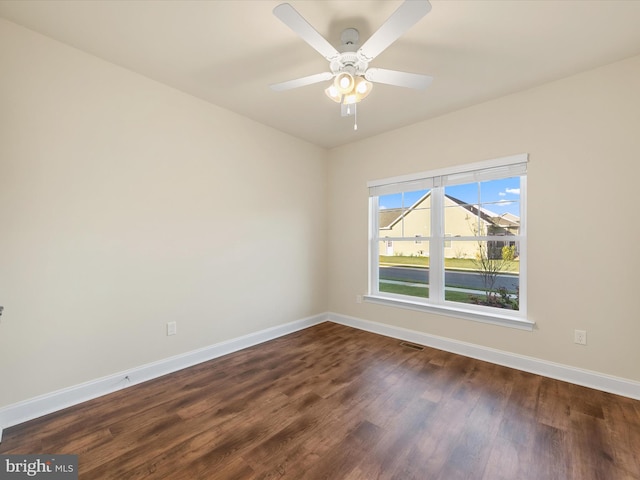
367,155,528,325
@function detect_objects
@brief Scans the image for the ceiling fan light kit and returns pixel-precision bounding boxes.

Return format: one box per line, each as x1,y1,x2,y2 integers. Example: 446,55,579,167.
334,71,355,94
271,0,433,130
324,71,373,106
324,84,341,103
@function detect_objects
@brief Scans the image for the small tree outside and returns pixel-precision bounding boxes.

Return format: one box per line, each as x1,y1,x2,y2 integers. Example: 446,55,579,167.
472,242,514,297
468,218,518,308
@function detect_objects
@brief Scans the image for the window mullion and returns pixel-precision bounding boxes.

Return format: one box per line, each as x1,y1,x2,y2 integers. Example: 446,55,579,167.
430,186,444,304
369,196,380,295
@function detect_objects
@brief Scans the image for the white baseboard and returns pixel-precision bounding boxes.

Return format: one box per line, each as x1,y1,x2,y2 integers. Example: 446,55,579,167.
3,311,638,442
0,313,328,441
327,312,640,401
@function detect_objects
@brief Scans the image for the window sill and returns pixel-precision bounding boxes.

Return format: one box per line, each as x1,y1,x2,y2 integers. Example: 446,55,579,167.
363,295,535,331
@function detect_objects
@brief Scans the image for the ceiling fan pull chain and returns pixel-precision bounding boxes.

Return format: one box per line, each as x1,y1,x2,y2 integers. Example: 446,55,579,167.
354,103,358,131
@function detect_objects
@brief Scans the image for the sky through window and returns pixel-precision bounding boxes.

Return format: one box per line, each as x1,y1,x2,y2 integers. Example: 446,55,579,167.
379,177,521,216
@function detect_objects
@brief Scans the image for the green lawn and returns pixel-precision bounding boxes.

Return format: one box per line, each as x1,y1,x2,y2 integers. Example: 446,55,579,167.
380,255,430,266
380,283,428,297
379,255,519,273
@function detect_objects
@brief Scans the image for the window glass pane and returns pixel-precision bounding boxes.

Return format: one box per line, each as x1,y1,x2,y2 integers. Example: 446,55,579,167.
479,176,520,210
444,182,479,236
445,178,521,237
445,183,479,203
379,189,430,237
403,205,430,237
379,241,429,299
480,177,521,236
444,240,520,310
444,198,480,237
378,193,403,210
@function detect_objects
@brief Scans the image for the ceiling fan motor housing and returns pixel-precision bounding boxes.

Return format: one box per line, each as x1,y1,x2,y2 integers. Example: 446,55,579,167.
330,53,367,76
331,29,369,76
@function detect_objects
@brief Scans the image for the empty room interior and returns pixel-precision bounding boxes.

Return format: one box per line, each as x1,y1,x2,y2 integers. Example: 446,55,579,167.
1,0,639,478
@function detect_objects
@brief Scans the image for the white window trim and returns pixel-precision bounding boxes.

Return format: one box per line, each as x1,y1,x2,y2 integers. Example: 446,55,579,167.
367,154,532,331
368,153,527,191
363,294,534,331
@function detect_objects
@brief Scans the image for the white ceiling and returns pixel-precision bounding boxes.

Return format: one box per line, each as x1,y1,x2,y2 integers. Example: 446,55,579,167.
2,0,640,148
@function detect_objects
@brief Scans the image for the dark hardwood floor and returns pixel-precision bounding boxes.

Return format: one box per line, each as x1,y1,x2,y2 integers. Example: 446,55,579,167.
2,322,639,479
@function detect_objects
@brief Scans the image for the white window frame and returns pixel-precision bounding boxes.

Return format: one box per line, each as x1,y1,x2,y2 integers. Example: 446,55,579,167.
366,154,533,331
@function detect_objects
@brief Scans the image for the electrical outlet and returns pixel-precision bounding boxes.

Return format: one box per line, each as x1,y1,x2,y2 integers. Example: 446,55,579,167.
356,295,363,304
574,329,587,345
167,321,177,336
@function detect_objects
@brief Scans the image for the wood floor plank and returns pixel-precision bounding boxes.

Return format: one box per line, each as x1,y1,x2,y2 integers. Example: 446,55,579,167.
1,322,639,479
603,397,640,477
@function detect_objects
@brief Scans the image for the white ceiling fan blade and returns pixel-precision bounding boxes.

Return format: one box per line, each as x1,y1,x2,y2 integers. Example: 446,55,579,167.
270,72,333,92
365,68,433,89
273,3,340,61
357,0,431,62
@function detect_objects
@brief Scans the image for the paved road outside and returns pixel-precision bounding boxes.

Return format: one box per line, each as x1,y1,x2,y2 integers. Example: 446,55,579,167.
380,266,519,291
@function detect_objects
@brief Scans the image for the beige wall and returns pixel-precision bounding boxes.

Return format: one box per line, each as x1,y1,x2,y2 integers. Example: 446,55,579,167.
328,54,640,382
0,19,328,408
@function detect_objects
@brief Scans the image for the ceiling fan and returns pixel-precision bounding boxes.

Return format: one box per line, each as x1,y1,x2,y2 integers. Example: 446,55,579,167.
270,0,433,123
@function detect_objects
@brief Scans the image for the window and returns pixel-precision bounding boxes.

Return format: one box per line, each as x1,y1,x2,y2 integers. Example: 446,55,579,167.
366,154,532,330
